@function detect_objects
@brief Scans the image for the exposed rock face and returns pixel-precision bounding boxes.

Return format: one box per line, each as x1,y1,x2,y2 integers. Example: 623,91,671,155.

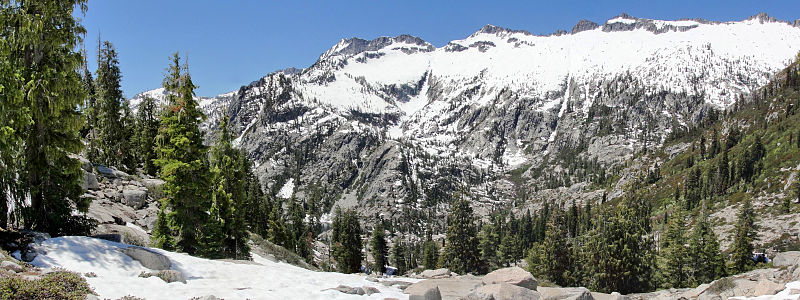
538,287,593,300
0,260,23,273
467,283,542,300
481,266,538,290
122,246,171,270
773,251,800,267
571,20,599,34
122,189,147,209
408,285,441,300
405,278,482,300
81,170,100,191
420,268,452,279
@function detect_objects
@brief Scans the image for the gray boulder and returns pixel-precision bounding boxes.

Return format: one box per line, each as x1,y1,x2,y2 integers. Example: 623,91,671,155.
121,246,171,270
94,224,149,247
153,269,186,284
538,287,593,300
420,268,451,279
364,286,381,295
409,285,441,300
96,165,116,178
467,283,542,300
1,261,23,273
591,292,628,300
482,266,538,290
405,278,482,300
81,170,100,191
85,294,100,300
122,189,147,209
140,178,165,200
773,251,800,267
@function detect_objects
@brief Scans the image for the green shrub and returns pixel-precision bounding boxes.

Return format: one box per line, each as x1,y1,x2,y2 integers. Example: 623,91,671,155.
707,277,735,294
0,271,94,300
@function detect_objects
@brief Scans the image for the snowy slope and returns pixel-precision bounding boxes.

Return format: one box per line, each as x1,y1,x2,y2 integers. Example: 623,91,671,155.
31,236,416,300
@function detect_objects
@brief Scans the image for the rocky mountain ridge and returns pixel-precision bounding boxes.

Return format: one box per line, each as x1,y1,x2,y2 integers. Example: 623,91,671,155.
129,13,800,238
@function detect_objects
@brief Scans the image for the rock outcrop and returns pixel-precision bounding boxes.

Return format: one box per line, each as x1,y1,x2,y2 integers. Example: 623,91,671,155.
467,283,542,300
121,246,171,270
482,266,538,290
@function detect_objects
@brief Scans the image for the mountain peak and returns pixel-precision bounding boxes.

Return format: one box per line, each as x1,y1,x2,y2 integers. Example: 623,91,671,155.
746,12,780,23
571,20,600,34
318,34,433,61
471,24,532,37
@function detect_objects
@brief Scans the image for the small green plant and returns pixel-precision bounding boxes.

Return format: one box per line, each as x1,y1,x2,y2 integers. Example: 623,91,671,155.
707,277,735,294
84,272,97,278
0,271,94,300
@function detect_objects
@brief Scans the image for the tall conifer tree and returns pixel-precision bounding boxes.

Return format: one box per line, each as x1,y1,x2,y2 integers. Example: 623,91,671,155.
152,53,211,255
0,0,93,234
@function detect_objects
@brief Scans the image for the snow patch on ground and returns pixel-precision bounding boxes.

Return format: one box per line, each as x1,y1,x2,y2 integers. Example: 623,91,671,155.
277,178,295,199
31,236,415,300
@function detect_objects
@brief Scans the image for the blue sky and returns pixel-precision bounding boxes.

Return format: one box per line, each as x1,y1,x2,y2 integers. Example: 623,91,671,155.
81,0,800,97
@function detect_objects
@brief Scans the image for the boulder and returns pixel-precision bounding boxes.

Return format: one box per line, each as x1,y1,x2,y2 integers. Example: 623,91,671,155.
121,246,171,270
96,165,116,178
0,260,23,273
420,268,451,279
81,170,100,191
405,278,482,300
85,294,100,300
468,283,542,300
327,285,365,295
538,287,593,300
753,279,785,296
122,189,147,209
94,224,149,246
140,178,165,200
773,251,800,267
591,292,628,300
154,269,186,284
409,285,441,300
482,266,538,290
364,286,381,295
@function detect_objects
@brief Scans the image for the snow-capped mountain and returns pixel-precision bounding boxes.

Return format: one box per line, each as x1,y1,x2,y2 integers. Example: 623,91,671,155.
131,13,800,228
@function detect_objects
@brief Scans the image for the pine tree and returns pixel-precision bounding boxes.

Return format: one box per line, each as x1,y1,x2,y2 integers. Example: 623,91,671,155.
135,96,160,176
370,221,389,274
289,199,309,260
80,61,99,163
729,198,756,274
586,198,654,294
268,199,288,247
95,40,125,168
479,220,501,272
439,195,481,274
688,204,726,285
152,53,212,256
1,0,93,235
422,238,439,270
151,208,174,250
541,212,572,286
391,236,407,275
243,156,270,238
208,118,250,259
332,208,363,274
658,205,689,288
119,102,137,173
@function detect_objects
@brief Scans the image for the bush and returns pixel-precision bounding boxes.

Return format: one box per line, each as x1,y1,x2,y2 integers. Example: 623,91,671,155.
0,271,94,300
707,277,735,294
